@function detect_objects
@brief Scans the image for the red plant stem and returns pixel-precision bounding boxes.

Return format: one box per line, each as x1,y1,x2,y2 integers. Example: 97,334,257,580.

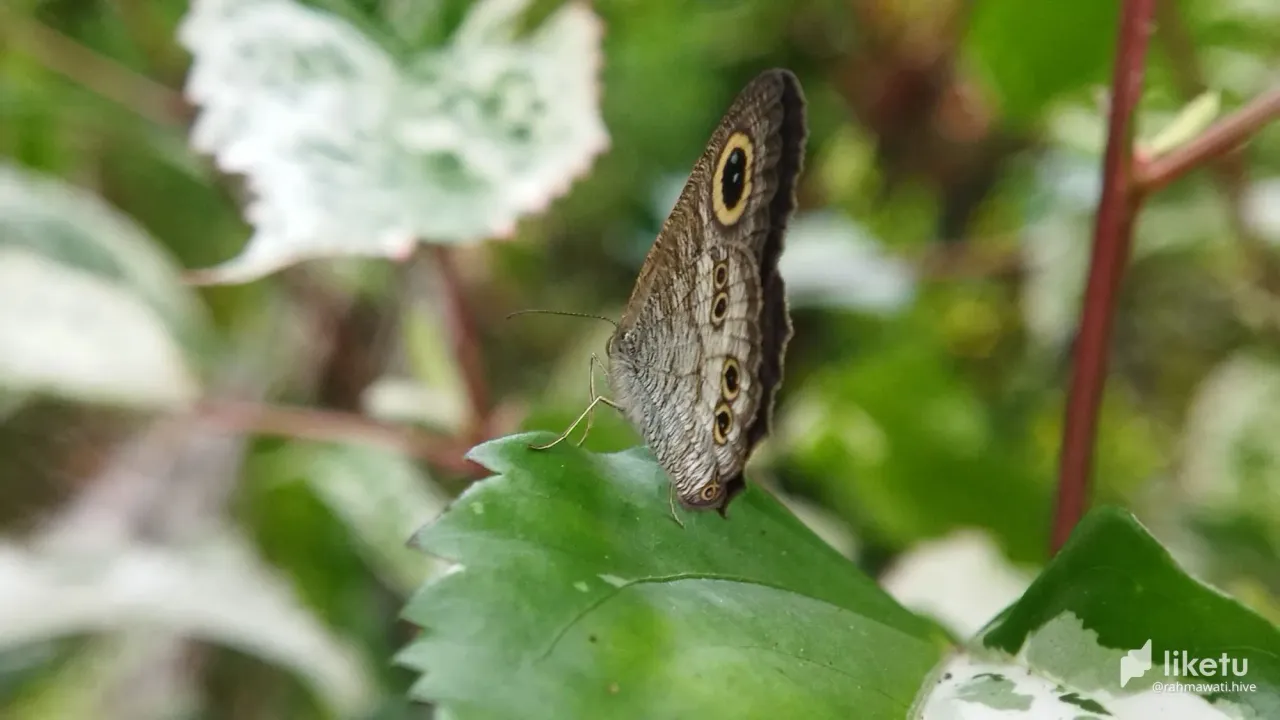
1052,0,1157,554
1134,85,1280,196
427,245,491,440
196,398,485,477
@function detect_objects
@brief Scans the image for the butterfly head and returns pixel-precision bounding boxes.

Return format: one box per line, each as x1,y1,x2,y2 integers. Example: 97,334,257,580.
606,327,640,360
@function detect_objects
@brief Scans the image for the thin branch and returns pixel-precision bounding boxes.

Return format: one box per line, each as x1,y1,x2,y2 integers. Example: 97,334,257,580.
195,398,485,477
1,13,188,127
1153,3,1280,337
1153,0,1255,236
1052,0,1157,554
1134,84,1280,196
1153,3,1263,247
426,245,492,440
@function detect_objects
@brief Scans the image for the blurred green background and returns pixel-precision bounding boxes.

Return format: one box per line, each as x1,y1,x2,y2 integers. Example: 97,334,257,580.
1,0,1279,717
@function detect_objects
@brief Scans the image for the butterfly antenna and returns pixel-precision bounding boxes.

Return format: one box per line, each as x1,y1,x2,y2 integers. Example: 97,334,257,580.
506,309,618,329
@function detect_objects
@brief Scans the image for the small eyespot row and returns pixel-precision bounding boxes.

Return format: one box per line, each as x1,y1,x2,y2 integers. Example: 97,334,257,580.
713,402,733,445
713,261,729,290
721,356,741,400
710,291,729,325
698,484,720,502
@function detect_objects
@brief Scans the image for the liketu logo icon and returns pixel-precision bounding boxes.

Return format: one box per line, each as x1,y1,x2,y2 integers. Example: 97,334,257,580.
1120,640,1153,688
1119,640,1252,691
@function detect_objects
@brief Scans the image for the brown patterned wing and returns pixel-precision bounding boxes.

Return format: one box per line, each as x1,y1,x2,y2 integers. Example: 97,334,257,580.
607,69,807,515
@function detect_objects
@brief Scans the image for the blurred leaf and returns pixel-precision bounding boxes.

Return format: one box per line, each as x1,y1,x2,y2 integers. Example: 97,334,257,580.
0,390,28,422
1022,211,1092,348
1021,151,1231,347
267,442,450,594
0,163,208,407
0,163,209,351
398,433,948,718
0,247,198,408
1140,91,1221,158
361,376,465,432
1245,177,1280,246
399,293,469,434
946,507,1280,717
1047,103,1108,156
776,494,859,560
380,0,445,47
1182,0,1280,98
778,211,916,313
0,535,376,716
9,635,196,720
880,530,1034,642
178,0,608,283
1181,353,1280,538
965,0,1118,124
784,318,1051,563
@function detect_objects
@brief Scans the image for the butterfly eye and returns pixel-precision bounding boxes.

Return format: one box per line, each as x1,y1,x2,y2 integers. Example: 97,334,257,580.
712,133,754,226
721,357,741,400
713,262,729,289
713,402,733,444
710,292,729,325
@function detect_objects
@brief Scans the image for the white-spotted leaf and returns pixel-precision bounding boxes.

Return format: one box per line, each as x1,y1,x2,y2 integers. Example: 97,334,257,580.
180,0,608,284
0,164,206,408
0,535,375,716
971,508,1280,718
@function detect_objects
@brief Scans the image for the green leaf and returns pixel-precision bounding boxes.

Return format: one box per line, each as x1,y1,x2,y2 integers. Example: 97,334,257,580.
968,507,1280,717
965,0,1118,124
398,433,948,719
266,442,451,594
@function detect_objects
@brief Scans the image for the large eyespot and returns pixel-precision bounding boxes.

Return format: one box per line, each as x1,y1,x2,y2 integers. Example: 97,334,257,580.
710,292,729,325
713,261,729,290
712,402,733,444
721,356,741,400
698,484,721,503
712,132,754,226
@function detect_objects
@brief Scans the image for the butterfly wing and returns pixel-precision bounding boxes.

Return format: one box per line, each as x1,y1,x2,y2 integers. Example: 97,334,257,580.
608,69,807,514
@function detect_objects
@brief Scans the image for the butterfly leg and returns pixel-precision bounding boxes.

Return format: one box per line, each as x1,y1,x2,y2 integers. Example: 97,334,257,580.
575,353,609,446
530,395,611,451
530,354,622,451
667,484,686,528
